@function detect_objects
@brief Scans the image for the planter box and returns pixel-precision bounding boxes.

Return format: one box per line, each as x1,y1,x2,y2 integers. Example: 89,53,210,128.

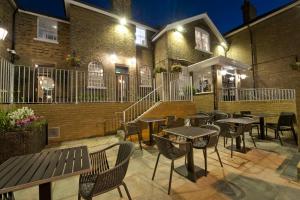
0,123,48,164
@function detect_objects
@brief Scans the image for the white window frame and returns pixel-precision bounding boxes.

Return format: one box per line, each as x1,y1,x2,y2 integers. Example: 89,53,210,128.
194,71,213,94
195,27,211,53
35,17,58,44
135,27,147,47
139,65,152,87
88,61,106,89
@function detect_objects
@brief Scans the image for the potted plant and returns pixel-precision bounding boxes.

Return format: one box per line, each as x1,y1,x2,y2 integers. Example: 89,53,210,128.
0,107,47,164
171,64,182,73
66,50,81,68
290,62,300,71
153,66,167,75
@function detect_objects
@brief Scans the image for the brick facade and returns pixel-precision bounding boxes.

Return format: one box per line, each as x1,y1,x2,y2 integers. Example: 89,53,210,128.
0,0,15,61
226,6,300,120
14,12,70,67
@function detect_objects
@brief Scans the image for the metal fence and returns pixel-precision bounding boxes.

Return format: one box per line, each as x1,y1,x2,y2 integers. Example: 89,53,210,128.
0,58,153,104
220,88,296,102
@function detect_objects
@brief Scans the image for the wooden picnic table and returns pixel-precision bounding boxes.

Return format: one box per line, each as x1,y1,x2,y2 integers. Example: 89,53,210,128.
140,118,166,146
164,126,217,182
0,146,91,200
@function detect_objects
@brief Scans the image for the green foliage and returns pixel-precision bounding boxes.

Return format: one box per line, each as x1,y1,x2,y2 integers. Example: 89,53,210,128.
171,65,182,73
290,62,300,71
154,67,167,74
0,110,10,133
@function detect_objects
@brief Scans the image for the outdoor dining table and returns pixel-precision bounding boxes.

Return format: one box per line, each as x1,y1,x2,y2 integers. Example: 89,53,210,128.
244,113,277,139
217,118,255,151
163,126,217,182
140,117,166,146
0,146,91,200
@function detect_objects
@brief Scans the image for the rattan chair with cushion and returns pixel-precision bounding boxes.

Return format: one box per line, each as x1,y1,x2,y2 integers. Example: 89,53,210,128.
152,134,190,195
169,117,185,128
266,112,298,145
78,142,135,200
124,121,143,150
192,124,223,176
212,111,229,123
215,122,243,158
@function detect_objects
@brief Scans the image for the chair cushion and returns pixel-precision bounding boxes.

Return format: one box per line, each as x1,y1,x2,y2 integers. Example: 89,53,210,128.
193,139,208,149
80,181,96,199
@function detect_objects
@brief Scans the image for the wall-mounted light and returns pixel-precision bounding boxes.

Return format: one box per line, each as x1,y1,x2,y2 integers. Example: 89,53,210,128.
220,69,227,76
229,76,235,81
0,26,8,40
110,53,118,64
120,17,127,26
176,25,184,33
240,74,247,80
220,42,228,49
129,57,136,65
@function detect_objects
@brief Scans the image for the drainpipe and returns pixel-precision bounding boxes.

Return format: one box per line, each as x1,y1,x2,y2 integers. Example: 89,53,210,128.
11,8,18,64
248,25,257,88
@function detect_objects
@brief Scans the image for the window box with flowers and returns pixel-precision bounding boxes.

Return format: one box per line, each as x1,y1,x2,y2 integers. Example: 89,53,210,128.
0,107,48,164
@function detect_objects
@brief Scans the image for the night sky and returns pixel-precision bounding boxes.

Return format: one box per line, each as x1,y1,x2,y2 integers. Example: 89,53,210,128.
15,0,294,33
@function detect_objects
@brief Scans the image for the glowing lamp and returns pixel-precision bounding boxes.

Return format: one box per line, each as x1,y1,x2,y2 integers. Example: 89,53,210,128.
176,25,184,32
220,69,227,76
0,27,8,40
120,17,127,26
110,53,118,64
240,74,247,80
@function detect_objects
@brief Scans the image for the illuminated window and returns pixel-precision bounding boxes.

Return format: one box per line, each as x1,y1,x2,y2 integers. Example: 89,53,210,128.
37,17,58,42
140,66,152,87
88,61,105,89
135,27,147,47
193,69,213,94
195,27,210,52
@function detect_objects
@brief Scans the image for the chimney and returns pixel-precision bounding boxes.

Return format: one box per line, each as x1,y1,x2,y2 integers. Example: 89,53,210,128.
111,0,132,18
241,0,257,23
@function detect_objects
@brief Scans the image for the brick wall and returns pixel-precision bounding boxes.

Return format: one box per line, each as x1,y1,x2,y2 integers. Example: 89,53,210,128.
14,12,70,67
0,103,131,143
69,5,136,74
226,7,300,123
0,0,15,61
193,93,215,112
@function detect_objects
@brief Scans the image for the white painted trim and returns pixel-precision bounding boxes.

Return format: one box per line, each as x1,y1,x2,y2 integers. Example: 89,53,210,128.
64,0,158,32
152,13,227,45
34,38,59,44
8,0,17,8
18,9,70,24
226,0,300,37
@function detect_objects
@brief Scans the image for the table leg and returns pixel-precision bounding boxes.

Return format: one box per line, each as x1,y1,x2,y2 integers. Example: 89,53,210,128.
39,182,51,200
236,136,241,149
260,117,265,139
149,122,154,145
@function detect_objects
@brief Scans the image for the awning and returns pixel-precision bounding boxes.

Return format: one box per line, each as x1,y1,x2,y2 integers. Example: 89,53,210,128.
188,56,251,72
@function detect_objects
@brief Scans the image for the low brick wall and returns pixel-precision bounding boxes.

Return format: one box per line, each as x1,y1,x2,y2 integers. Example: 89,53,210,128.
193,93,214,113
0,103,132,143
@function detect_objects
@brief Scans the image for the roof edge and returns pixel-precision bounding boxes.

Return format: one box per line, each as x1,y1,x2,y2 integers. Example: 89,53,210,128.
151,13,226,45
18,9,70,24
64,0,158,32
225,0,300,37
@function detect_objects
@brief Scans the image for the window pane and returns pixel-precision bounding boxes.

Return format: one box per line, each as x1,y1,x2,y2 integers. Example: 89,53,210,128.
195,28,210,52
38,17,58,41
136,27,147,46
140,66,151,86
88,61,105,89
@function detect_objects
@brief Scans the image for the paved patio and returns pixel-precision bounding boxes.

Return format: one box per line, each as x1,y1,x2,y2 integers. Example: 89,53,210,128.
16,132,300,200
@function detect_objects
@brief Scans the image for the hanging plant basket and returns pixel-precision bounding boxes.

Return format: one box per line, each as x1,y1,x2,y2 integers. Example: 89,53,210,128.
290,62,300,71
66,51,81,68
154,67,167,74
171,65,182,73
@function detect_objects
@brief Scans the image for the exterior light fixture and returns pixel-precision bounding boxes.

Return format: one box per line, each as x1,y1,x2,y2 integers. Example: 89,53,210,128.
229,77,235,81
240,74,247,80
220,69,227,76
120,17,127,26
130,57,136,65
0,26,8,40
110,53,118,64
35,64,39,68
176,25,184,32
220,42,228,49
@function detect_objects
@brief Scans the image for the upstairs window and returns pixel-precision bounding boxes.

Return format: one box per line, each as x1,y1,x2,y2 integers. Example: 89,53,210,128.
195,27,210,52
140,66,152,87
88,61,105,89
37,17,58,42
135,27,147,47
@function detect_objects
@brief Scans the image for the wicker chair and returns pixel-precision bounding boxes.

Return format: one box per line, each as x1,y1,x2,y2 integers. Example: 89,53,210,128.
215,122,243,157
169,118,185,128
212,111,229,123
78,142,135,200
158,116,176,133
152,134,190,195
241,117,257,148
266,112,298,145
240,111,260,135
124,122,143,150
193,124,223,176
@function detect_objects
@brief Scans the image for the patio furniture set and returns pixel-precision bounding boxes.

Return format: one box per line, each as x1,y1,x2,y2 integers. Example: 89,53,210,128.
0,111,297,199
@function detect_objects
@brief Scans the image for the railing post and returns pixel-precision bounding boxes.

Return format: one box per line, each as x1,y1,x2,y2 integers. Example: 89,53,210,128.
190,76,193,101
9,64,14,104
162,73,165,101
75,70,78,104
123,111,126,123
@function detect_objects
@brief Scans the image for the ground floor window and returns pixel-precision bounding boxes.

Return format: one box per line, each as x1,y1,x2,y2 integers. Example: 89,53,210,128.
193,68,213,94
88,61,104,89
140,65,152,87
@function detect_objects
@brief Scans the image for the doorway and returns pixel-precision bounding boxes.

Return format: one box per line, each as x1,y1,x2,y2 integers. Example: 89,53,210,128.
115,65,129,102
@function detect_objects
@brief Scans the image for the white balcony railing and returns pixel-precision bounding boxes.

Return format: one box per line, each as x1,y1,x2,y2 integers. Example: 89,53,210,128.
220,88,296,102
